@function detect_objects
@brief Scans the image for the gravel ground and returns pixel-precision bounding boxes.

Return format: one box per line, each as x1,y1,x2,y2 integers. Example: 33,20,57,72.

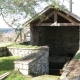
31,75,60,80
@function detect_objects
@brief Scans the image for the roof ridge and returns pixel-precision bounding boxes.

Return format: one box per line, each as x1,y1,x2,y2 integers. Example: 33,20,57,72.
23,4,80,26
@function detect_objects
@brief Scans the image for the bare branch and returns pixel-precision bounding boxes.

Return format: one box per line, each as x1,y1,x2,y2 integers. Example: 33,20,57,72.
0,8,15,29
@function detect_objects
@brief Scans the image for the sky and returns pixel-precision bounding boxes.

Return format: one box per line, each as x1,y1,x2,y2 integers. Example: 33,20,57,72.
62,0,80,16
0,0,80,28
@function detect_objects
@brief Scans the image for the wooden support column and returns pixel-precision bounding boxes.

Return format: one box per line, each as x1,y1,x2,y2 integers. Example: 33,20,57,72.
30,24,34,45
54,10,57,26
36,23,80,26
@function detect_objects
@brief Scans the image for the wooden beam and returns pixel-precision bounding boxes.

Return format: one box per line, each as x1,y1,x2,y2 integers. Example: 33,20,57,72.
47,11,55,18
36,23,80,26
57,12,77,23
0,72,11,80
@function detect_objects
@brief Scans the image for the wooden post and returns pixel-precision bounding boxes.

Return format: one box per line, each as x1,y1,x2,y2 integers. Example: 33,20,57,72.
54,10,57,25
20,29,22,41
0,72,11,80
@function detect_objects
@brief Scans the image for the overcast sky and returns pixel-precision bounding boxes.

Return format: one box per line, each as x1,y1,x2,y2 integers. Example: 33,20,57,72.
62,0,80,16
0,0,80,28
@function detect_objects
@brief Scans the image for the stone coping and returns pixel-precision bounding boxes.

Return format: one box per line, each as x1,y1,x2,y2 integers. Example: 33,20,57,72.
7,46,49,50
14,52,46,64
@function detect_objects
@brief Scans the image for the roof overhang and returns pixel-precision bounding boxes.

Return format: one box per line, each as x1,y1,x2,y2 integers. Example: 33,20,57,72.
23,5,80,27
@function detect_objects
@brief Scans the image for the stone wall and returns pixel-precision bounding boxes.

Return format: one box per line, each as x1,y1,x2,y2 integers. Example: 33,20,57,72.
14,46,49,76
0,47,8,57
60,50,80,80
7,47,48,57
23,24,31,42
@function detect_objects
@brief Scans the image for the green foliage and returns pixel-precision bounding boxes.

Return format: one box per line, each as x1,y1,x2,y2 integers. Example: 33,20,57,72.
0,0,68,42
74,52,80,59
0,0,67,18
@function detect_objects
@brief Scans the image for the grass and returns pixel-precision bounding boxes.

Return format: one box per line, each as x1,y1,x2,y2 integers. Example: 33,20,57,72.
5,71,31,80
0,56,31,80
7,43,38,49
0,56,21,75
0,56,60,80
0,42,38,49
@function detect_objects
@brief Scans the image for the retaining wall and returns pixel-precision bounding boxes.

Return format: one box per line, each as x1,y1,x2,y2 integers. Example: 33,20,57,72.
0,47,8,57
0,46,49,76
7,47,48,57
60,50,80,80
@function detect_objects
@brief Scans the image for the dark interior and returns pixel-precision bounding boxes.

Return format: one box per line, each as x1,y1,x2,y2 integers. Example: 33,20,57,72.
31,26,79,75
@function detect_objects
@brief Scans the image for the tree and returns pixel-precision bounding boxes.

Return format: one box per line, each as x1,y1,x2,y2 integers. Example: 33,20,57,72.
0,0,70,41
0,30,3,38
0,0,69,25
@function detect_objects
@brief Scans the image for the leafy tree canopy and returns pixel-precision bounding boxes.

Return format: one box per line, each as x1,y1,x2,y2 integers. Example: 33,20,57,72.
0,0,69,28
0,0,71,42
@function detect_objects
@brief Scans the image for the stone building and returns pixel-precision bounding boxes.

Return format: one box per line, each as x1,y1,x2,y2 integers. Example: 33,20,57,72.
23,5,80,75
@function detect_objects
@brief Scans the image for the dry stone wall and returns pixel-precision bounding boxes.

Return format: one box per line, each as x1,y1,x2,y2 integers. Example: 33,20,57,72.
14,46,49,76
7,47,48,57
60,50,80,80
23,24,31,42
0,47,8,57
0,46,49,76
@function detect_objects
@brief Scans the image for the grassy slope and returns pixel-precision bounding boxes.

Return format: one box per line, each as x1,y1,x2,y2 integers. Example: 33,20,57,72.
0,56,31,80
0,56,60,80
0,56,21,75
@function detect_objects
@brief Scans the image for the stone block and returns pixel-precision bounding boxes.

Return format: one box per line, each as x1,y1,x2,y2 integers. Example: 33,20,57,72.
22,64,29,69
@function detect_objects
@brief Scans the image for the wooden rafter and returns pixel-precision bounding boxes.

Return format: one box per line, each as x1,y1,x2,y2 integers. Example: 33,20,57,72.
35,10,79,26
57,12,77,23
47,11,55,18
36,23,80,26
36,11,55,26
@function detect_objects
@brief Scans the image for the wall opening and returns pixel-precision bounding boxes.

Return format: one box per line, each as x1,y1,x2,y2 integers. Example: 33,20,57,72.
31,26,79,75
